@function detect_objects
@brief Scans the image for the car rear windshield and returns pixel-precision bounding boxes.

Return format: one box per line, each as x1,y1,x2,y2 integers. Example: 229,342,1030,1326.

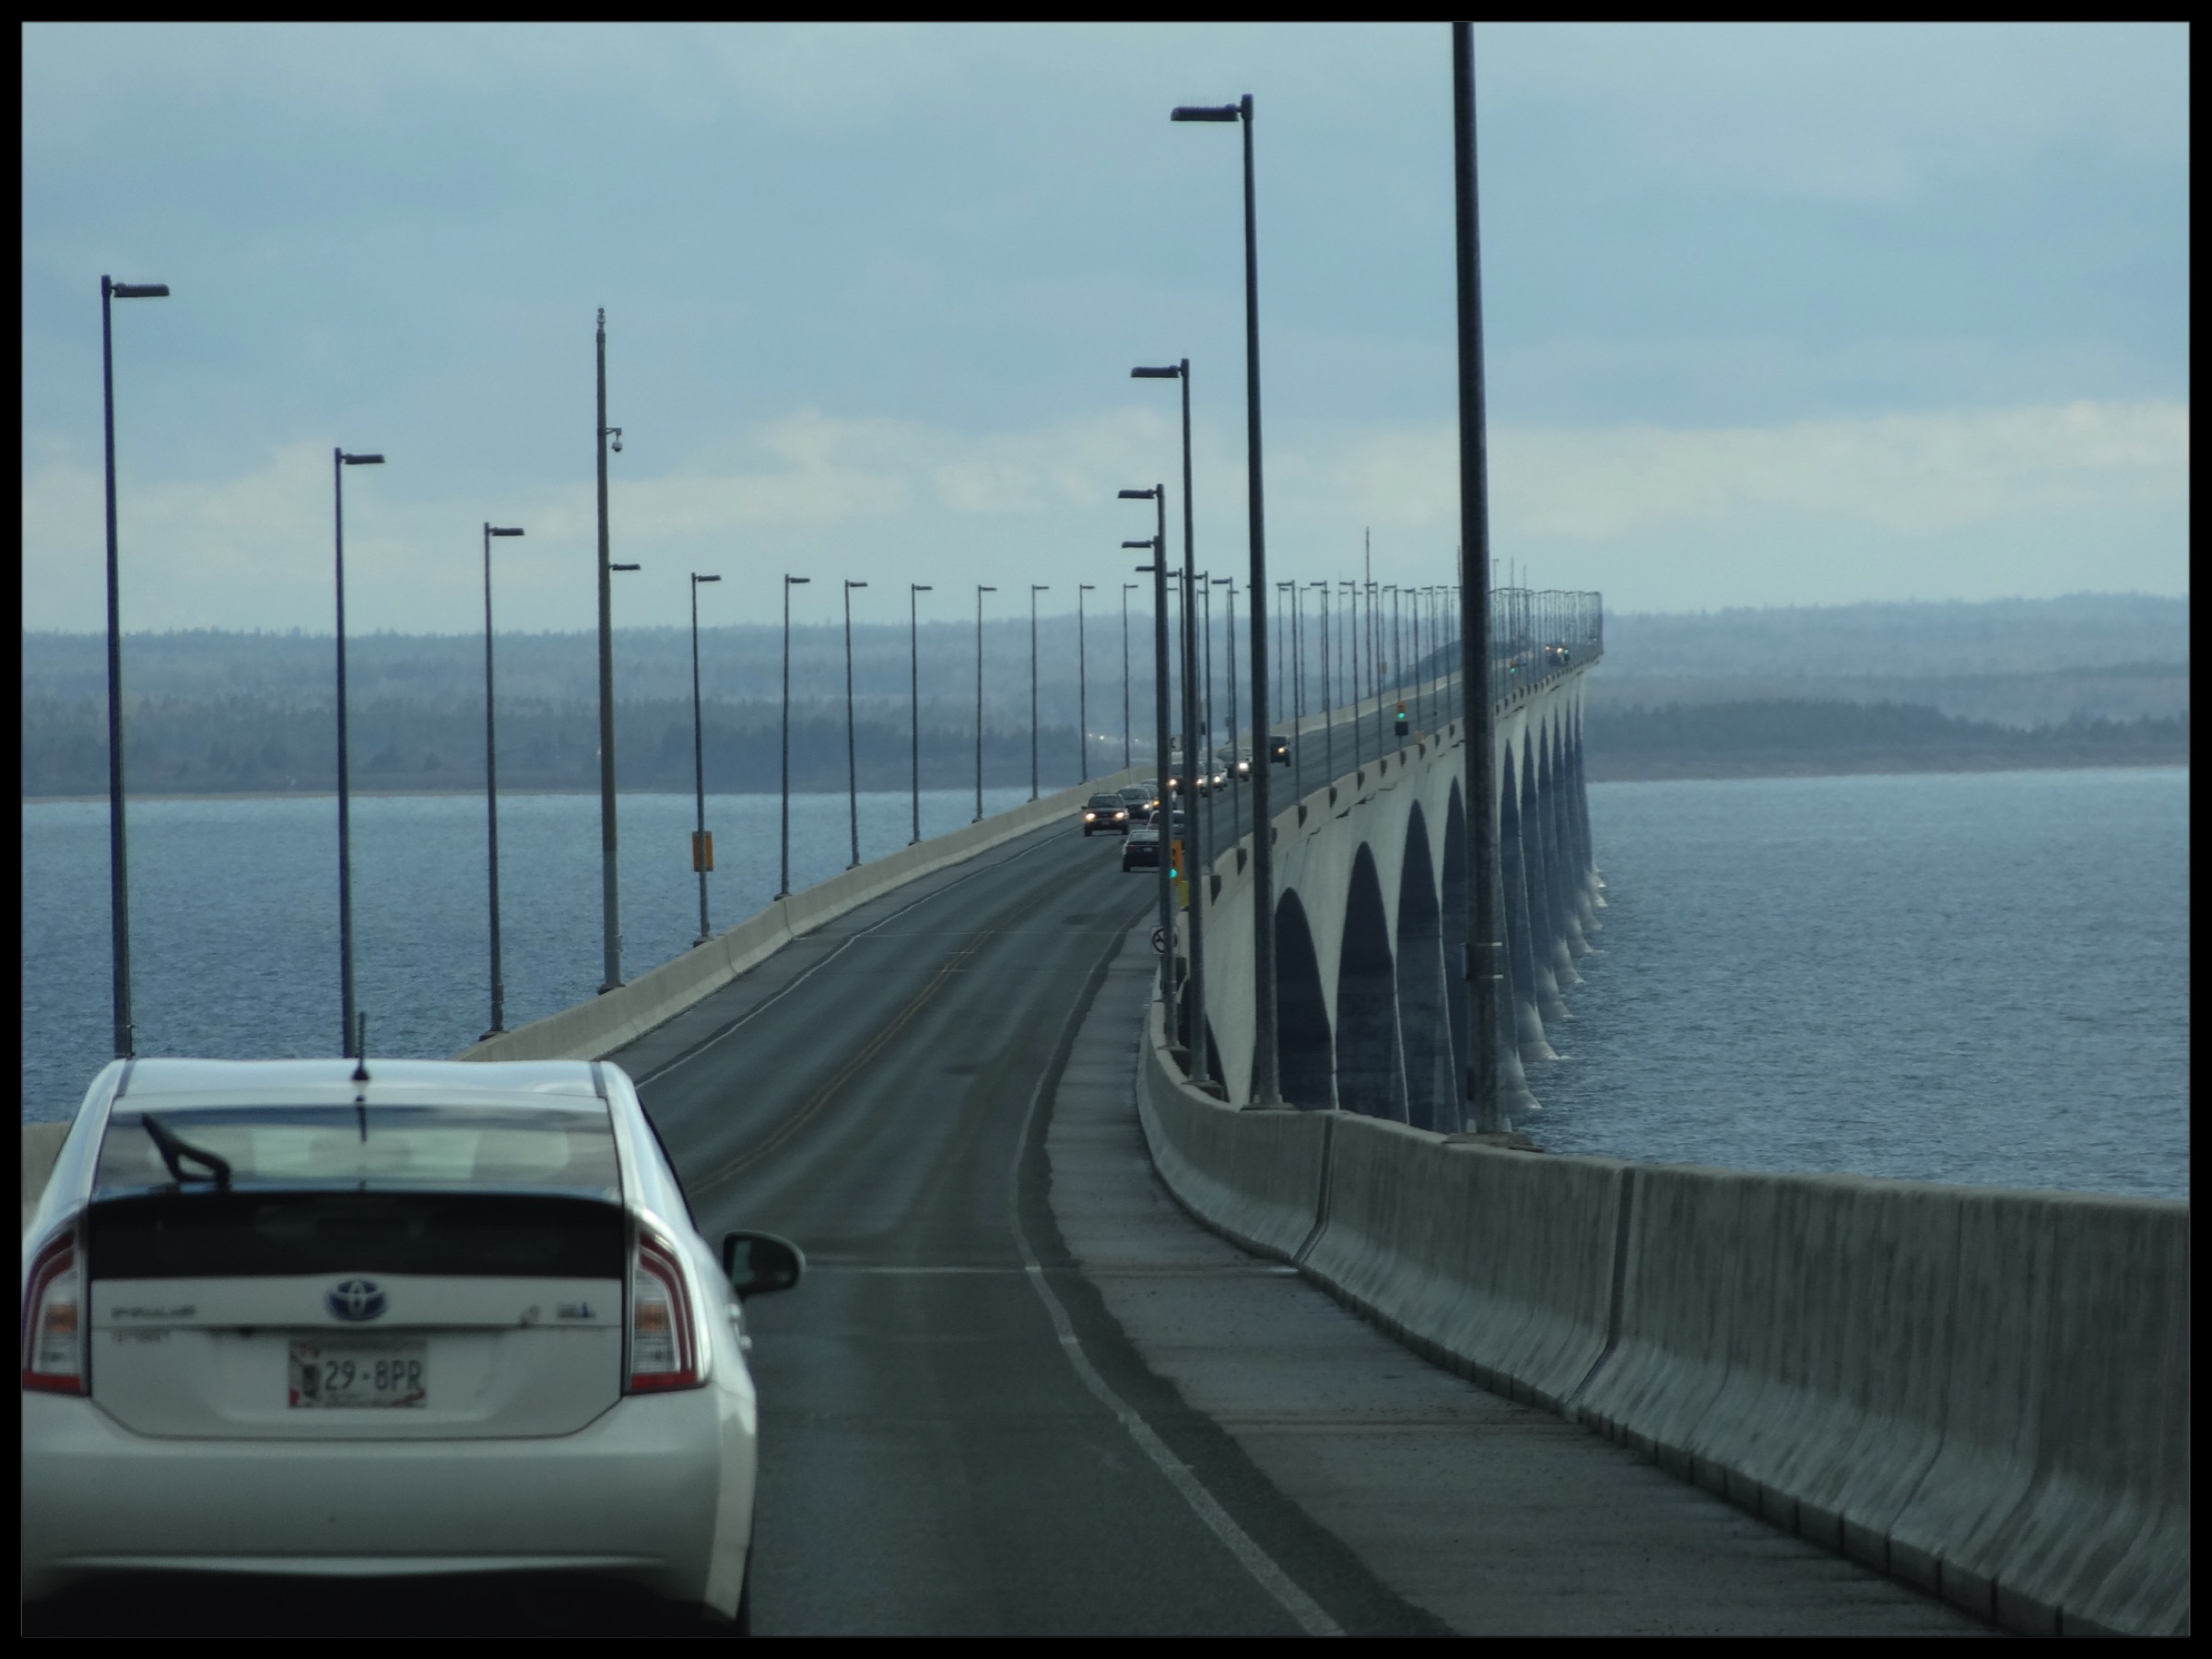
88,1190,626,1281
1087,794,1123,808
94,1103,620,1199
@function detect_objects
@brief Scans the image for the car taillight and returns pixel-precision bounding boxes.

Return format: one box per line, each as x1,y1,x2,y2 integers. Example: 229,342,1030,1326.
626,1230,702,1393
22,1226,86,1395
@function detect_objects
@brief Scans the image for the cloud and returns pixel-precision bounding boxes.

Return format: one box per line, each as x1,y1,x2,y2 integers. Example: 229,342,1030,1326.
23,399,2186,633
1312,399,2188,544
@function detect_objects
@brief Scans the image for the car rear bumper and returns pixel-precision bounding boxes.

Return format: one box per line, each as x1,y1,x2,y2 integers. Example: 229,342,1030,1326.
21,1385,751,1612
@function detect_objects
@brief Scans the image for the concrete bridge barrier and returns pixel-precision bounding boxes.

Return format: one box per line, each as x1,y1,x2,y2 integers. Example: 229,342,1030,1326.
1133,997,2188,1636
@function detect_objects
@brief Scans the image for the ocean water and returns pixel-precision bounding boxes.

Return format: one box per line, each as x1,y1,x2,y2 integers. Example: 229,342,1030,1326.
1527,767,2188,1202
21,786,1037,1124
21,769,2190,1202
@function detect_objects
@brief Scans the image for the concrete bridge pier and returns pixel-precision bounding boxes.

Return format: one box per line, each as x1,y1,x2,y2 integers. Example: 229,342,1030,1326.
1547,720,1593,963
1567,703,1605,931
1499,744,1559,1065
1538,724,1588,977
1519,736,1574,1024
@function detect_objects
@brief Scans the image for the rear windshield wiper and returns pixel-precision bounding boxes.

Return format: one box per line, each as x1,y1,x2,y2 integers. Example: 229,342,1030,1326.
140,1112,233,1190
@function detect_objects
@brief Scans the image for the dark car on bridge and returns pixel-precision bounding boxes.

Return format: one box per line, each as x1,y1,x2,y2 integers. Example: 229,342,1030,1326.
1119,784,1154,822
1079,794,1130,836
1121,824,1159,871
1268,735,1290,766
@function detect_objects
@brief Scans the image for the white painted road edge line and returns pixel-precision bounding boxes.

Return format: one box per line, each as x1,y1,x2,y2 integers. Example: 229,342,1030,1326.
1007,923,1343,1640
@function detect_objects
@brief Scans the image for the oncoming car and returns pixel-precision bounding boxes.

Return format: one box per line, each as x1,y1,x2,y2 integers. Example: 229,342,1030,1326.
20,1057,801,1630
1079,793,1130,835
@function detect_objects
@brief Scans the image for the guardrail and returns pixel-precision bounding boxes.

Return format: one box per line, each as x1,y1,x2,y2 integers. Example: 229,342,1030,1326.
1133,998,2188,1638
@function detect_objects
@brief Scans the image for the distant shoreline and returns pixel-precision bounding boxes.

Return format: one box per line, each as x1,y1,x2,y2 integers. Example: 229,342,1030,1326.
1584,751,2187,784
24,751,2187,805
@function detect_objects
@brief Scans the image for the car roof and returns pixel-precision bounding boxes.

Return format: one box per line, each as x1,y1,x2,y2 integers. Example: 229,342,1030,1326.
110,1057,607,1111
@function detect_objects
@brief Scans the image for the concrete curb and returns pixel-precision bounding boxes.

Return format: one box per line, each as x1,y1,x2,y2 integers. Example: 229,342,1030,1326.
1131,1003,2191,1637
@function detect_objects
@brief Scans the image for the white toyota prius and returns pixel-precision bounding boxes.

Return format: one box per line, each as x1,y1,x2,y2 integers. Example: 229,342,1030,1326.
20,1056,800,1630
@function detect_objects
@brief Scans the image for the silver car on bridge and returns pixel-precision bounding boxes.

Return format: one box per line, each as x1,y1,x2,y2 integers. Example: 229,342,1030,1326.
20,1057,800,1628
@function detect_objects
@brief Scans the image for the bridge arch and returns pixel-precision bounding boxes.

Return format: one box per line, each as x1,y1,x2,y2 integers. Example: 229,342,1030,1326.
1273,888,1335,1110
1335,843,1406,1123
1395,801,1452,1131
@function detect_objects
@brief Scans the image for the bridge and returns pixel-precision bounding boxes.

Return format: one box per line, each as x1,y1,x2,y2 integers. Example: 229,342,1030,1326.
21,586,2186,1637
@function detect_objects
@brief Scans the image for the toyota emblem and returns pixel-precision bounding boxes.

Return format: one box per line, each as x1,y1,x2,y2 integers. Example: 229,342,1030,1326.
327,1278,387,1323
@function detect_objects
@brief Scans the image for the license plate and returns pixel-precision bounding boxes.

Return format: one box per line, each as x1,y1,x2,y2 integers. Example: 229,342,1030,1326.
288,1339,428,1408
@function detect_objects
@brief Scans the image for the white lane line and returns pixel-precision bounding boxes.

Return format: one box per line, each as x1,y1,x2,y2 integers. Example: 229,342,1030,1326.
635,824,1071,1086
1008,930,1343,1640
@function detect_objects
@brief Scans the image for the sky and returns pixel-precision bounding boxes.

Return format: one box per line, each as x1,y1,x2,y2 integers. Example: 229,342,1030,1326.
20,22,2190,639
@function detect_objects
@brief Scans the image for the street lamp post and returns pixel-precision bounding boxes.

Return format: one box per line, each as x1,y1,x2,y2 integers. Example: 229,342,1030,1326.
1171,93,1278,1104
689,571,722,945
910,582,932,844
593,309,632,994
844,580,867,869
1077,582,1095,783
973,585,995,821
1312,581,1332,788
481,523,524,1036
332,448,383,1059
1120,493,1172,1018
1130,359,1209,1089
100,273,168,1060
1196,569,1213,899
1122,582,1137,769
779,574,810,899
1343,579,1361,772
1455,22,1508,1134
1283,581,1301,803
1029,583,1048,801
1217,578,1238,795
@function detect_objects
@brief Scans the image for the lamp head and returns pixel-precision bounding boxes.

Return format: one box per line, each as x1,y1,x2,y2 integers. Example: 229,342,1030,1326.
488,525,524,537
1130,366,1181,380
340,453,384,466
611,562,641,572
695,573,721,583
111,282,170,300
1171,103,1241,123
1117,488,1157,500
787,574,811,585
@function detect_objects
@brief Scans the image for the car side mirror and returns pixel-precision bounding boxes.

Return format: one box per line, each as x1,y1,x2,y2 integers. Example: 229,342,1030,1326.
722,1230,805,1298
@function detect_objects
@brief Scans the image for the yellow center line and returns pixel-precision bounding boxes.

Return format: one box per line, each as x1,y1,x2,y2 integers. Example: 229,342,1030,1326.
692,930,994,1194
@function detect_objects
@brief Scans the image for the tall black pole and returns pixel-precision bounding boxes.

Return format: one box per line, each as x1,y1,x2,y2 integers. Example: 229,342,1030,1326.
1155,501,1171,1018
1123,583,1135,769
844,579,865,868
974,585,994,821
483,523,523,1035
1198,570,1215,921
910,582,929,844
690,571,718,944
1455,23,1505,1135
1288,582,1303,803
1314,582,1332,786
594,310,623,993
780,573,807,898
1030,584,1046,800
1222,579,1239,792
1176,424,1207,1089
100,274,166,1060
1078,583,1094,783
1335,579,1353,778
334,451,354,1056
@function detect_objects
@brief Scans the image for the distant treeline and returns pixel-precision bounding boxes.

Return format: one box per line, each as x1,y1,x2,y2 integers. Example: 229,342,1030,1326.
1585,699,2189,782
21,692,1130,798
